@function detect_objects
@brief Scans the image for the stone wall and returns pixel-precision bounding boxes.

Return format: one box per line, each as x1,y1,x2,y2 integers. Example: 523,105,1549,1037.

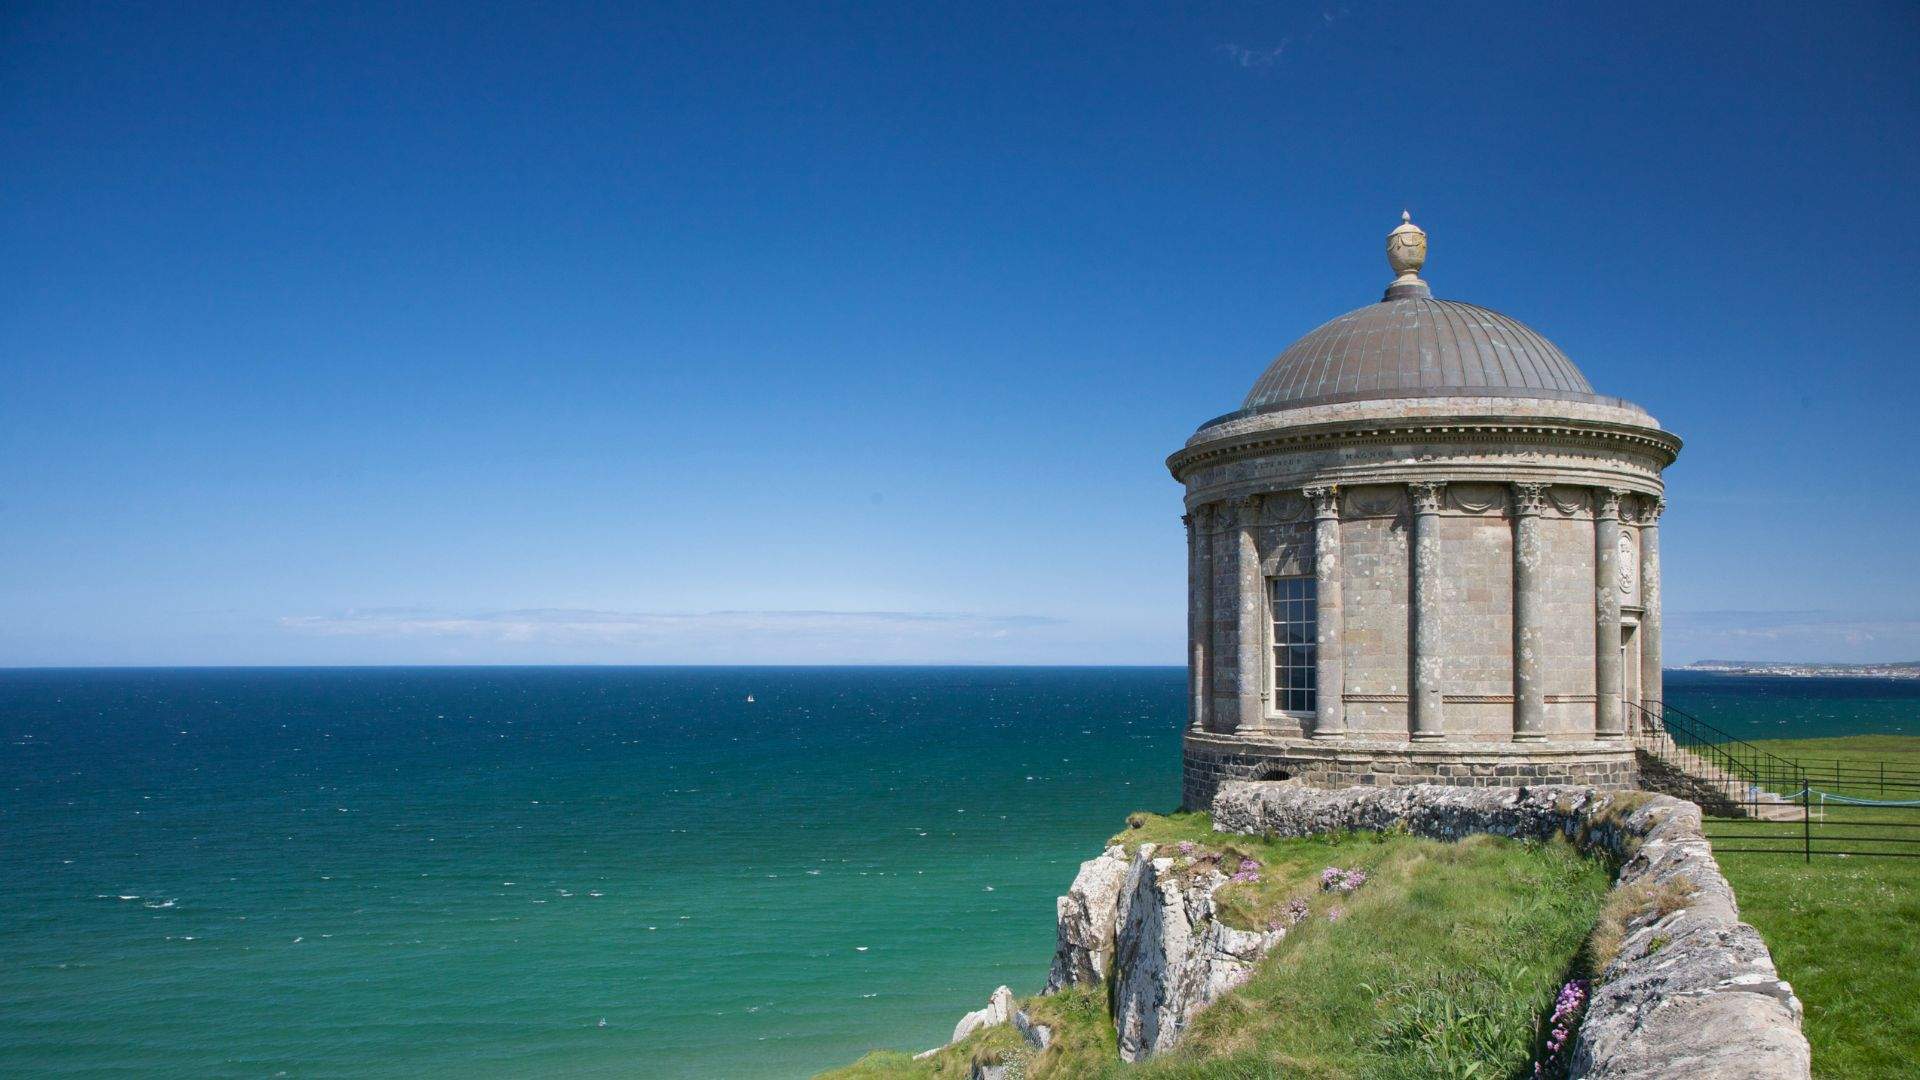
1211,782,1811,1080
1182,731,1637,811
1189,482,1654,741
1172,392,1675,764
1436,503,1514,735
1539,511,1599,734
1339,495,1411,735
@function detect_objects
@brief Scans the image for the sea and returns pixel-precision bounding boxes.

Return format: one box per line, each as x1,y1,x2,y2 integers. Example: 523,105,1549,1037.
1,667,1912,1079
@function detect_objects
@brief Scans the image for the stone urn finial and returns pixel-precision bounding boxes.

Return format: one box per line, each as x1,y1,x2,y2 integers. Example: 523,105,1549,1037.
1385,211,1429,300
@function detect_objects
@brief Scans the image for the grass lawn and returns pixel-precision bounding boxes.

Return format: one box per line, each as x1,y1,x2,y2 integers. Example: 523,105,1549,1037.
1699,734,1920,1080
820,816,1609,1080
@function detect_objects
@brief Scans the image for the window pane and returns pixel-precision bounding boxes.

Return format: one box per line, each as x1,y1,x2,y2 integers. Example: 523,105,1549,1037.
1268,574,1318,714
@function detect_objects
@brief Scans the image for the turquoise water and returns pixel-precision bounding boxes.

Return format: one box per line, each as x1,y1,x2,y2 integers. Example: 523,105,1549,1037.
0,667,1911,1078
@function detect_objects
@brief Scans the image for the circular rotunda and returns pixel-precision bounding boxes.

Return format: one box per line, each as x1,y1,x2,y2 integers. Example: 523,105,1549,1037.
1171,214,1681,810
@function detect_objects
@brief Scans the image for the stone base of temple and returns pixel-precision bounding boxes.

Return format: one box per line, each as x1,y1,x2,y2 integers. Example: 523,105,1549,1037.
1180,730,1639,812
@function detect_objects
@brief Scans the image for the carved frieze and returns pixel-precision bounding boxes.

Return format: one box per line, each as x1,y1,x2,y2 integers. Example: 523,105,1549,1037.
1548,487,1591,516
1264,493,1309,523
1342,486,1405,518
1448,484,1505,514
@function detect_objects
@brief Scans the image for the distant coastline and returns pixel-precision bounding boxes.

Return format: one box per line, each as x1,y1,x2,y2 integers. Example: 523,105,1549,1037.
1681,660,1920,680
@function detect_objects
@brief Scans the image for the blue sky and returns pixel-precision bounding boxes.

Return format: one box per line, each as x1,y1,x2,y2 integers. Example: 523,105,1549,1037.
3,2,1917,666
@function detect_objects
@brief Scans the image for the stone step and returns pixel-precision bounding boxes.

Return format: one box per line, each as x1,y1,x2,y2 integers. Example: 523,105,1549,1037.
1633,736,1807,821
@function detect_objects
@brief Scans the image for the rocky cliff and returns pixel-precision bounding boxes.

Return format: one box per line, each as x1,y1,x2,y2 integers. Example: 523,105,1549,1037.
1107,845,1283,1061
928,840,1287,1064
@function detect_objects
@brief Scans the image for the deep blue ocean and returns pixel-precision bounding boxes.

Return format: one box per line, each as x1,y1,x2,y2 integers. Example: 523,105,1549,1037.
1,667,1912,1078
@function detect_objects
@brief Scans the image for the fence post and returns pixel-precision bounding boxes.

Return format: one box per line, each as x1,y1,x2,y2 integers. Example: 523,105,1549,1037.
1801,773,1811,864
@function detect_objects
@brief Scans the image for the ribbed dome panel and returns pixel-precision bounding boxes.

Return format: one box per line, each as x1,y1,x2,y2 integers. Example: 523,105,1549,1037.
1242,298,1596,411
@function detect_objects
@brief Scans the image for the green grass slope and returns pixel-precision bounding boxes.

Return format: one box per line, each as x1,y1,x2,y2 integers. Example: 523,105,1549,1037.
1700,734,1920,1080
821,816,1607,1080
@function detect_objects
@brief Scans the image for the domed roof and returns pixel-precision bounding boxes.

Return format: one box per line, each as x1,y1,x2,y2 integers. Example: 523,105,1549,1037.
1241,295,1600,412
1237,213,1617,415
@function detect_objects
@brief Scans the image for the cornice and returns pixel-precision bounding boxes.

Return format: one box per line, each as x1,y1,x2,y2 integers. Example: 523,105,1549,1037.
1167,413,1683,482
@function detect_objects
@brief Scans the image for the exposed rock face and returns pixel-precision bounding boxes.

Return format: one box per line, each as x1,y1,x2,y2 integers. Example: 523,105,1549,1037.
1211,782,1811,1080
1043,845,1130,992
950,985,1014,1045
1012,1008,1052,1051
924,987,1054,1062
1110,845,1284,1062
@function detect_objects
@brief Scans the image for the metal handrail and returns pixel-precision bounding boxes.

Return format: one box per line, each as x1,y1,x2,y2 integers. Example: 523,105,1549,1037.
1625,698,1805,818
1632,698,1804,774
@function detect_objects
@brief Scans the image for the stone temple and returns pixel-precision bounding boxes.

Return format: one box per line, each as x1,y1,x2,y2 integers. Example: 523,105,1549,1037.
1172,214,1681,810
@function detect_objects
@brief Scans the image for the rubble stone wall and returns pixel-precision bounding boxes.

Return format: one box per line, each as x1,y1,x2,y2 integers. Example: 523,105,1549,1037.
1211,782,1811,1080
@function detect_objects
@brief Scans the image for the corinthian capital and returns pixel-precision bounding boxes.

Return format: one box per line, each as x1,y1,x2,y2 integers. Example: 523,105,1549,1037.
1302,484,1340,519
1595,488,1626,519
1640,495,1667,523
1408,481,1447,514
1510,482,1548,517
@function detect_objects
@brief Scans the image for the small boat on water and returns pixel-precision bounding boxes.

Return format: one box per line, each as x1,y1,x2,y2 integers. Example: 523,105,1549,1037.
746,694,755,703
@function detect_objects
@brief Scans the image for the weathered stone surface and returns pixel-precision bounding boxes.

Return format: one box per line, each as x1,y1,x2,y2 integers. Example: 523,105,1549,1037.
1182,731,1637,812
1044,845,1130,992
1211,782,1810,1080
1012,1008,1052,1050
950,984,1014,1045
1110,844,1284,1062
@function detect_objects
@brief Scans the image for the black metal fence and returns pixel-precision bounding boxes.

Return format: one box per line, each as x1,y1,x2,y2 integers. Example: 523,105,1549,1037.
1795,759,1920,800
1624,699,1805,820
1631,699,1920,861
1704,785,1920,862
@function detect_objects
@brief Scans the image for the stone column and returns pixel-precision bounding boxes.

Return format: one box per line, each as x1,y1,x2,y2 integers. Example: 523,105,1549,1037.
1408,482,1446,740
1511,483,1547,740
1593,489,1625,738
1236,495,1266,734
1639,496,1665,715
1185,510,1205,731
1305,486,1345,737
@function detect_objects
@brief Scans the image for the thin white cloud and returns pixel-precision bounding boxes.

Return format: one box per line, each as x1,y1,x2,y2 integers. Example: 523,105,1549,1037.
1218,41,1291,68
280,608,1061,646
1216,6,1351,69
1667,610,1920,664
